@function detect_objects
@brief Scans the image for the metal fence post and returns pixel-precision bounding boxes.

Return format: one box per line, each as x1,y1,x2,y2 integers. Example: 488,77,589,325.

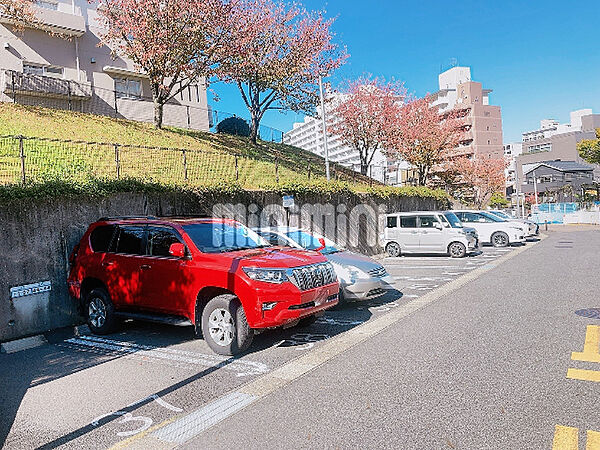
114,144,120,179
369,165,373,186
182,149,188,182
235,156,239,181
19,136,26,185
275,155,279,183
113,90,118,116
11,71,16,103
186,106,191,129
307,162,311,180
67,81,72,110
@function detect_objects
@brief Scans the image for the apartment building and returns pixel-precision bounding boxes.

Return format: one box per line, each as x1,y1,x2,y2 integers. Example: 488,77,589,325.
283,95,389,182
504,142,523,195
516,109,600,194
431,66,504,159
0,1,210,130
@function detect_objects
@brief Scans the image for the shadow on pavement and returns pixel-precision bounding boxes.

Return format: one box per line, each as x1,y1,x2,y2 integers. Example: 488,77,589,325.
0,340,123,447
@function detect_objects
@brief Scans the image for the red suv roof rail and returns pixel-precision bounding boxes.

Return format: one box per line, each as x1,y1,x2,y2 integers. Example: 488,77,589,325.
97,215,159,221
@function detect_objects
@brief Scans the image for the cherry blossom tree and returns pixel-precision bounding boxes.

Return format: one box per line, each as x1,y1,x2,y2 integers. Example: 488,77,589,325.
453,156,507,208
389,95,463,186
1,0,37,31
218,0,347,143
328,76,407,175
96,0,232,128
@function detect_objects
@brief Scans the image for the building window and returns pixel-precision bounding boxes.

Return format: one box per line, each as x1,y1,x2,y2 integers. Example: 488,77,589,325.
527,143,552,154
114,77,142,98
23,63,63,78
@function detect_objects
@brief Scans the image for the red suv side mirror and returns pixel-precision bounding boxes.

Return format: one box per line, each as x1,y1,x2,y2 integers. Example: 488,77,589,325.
169,243,186,258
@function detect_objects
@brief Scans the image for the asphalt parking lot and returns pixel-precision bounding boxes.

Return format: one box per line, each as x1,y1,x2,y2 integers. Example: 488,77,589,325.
0,241,537,449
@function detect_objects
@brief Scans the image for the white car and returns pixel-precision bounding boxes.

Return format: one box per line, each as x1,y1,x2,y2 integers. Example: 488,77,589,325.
487,209,539,237
452,210,527,247
383,211,479,258
254,227,396,302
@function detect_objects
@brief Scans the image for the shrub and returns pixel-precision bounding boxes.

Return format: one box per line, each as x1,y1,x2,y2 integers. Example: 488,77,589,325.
216,117,250,137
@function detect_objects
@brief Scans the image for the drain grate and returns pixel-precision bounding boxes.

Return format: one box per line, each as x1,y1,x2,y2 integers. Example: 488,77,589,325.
575,308,600,319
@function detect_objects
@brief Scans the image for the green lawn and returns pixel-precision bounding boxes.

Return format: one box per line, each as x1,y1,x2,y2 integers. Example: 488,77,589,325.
0,103,373,189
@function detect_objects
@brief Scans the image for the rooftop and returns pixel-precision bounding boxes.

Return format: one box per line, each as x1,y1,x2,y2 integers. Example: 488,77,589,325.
525,160,594,175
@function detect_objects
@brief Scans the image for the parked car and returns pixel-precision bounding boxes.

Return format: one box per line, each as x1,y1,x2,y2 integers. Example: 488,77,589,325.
383,211,479,258
487,209,539,236
254,227,395,302
452,210,527,247
67,216,339,355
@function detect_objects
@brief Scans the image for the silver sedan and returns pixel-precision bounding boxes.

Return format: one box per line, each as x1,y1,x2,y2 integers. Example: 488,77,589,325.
254,227,396,302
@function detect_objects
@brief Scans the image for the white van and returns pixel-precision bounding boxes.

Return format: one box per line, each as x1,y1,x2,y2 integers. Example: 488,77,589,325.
383,211,478,258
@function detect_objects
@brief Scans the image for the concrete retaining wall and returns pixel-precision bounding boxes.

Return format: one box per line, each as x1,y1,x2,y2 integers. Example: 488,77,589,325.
0,190,445,342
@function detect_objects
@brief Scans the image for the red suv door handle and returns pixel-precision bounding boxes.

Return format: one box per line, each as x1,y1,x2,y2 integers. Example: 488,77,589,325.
140,264,151,270
102,261,115,267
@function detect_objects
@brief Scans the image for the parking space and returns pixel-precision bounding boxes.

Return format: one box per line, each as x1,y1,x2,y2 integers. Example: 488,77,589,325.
0,241,536,449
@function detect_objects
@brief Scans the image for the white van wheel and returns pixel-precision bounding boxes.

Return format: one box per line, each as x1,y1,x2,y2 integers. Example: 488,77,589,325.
448,242,467,258
385,242,401,257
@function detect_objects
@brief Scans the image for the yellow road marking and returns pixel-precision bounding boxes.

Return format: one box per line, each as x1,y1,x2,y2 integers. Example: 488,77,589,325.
553,425,578,449
567,368,600,383
108,417,177,450
587,430,600,450
572,325,600,363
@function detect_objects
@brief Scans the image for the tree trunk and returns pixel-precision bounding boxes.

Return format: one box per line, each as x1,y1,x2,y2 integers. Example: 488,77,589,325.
360,164,368,176
418,167,427,186
249,113,259,144
153,99,164,129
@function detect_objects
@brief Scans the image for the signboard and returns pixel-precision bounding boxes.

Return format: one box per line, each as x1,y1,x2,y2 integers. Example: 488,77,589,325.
10,281,52,299
282,195,295,209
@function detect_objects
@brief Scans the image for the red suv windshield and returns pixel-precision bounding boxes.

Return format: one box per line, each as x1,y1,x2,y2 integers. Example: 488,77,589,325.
183,222,270,253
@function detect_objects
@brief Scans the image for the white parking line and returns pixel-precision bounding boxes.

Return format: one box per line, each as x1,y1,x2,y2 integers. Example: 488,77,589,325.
315,317,366,326
394,276,454,282
63,335,269,377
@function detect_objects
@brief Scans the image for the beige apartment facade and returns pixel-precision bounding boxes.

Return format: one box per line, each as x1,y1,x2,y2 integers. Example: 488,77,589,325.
0,1,211,130
431,67,504,159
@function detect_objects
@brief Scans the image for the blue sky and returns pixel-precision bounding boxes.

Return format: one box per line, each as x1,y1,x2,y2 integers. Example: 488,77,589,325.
210,0,600,143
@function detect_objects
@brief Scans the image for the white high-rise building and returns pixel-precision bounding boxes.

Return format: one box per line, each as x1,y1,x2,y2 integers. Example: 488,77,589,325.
283,93,388,181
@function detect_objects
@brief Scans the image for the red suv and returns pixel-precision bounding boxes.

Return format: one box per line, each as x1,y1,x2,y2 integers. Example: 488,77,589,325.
67,216,339,355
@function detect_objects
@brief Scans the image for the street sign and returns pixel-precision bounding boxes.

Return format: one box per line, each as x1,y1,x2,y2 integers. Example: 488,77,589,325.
282,195,295,208
10,280,52,299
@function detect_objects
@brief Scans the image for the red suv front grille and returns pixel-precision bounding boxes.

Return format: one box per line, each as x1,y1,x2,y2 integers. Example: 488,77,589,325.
291,263,336,291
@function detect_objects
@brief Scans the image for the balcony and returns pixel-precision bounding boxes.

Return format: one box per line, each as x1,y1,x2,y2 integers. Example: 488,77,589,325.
0,5,86,36
2,70,92,99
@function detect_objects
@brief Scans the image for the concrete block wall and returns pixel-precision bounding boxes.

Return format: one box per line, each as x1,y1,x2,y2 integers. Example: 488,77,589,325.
0,191,445,342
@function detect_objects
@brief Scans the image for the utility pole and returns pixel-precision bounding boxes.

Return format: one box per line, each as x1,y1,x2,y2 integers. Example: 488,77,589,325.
533,168,539,206
515,160,521,218
318,75,330,181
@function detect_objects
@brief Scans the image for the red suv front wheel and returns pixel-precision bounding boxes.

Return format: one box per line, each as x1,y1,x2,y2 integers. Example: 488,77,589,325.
201,294,254,355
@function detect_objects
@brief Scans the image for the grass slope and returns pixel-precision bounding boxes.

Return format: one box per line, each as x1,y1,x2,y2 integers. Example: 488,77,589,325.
0,104,449,206
0,104,370,189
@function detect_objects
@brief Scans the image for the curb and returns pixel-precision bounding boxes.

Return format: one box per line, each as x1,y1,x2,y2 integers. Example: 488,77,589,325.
0,334,47,354
0,323,88,354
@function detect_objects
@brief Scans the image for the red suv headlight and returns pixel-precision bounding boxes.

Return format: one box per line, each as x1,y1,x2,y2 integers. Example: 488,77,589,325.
242,267,289,284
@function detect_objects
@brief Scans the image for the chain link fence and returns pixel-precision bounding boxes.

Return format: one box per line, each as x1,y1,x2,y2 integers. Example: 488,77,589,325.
0,135,387,189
